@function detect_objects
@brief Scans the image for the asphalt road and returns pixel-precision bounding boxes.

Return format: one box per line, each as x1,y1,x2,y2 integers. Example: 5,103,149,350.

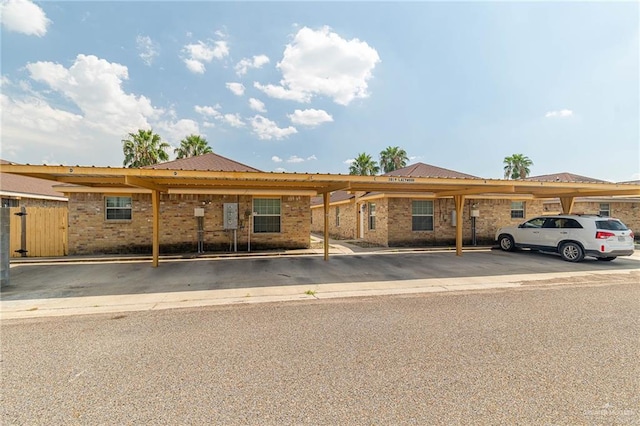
2,279,639,425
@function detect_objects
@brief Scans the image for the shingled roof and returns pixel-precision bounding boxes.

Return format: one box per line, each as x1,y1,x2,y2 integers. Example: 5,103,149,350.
1,159,67,200
384,162,479,179
525,172,608,183
146,153,261,172
311,190,355,207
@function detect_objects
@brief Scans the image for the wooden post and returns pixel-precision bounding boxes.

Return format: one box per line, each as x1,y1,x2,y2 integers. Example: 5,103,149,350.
560,196,574,214
152,190,160,267
323,192,330,261
454,195,465,256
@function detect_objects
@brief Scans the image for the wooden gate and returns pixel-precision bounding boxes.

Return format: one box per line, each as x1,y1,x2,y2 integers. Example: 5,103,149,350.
9,207,68,257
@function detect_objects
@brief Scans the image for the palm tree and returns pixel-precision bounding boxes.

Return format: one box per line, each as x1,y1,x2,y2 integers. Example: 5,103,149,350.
379,146,409,173
503,154,534,179
122,129,170,168
174,134,213,159
349,153,380,176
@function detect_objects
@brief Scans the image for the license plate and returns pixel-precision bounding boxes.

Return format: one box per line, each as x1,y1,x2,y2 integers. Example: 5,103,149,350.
618,236,626,242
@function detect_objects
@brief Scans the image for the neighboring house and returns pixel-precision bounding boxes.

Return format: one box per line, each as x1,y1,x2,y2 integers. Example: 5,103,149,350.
61,153,311,255
311,166,639,247
1,159,69,257
1,159,68,207
530,173,640,233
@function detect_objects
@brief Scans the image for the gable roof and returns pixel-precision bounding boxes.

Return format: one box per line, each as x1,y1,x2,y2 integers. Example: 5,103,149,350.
525,172,608,183
146,152,261,172
384,162,480,179
1,159,67,200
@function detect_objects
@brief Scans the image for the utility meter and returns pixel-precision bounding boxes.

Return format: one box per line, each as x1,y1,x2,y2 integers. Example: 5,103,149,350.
223,203,238,230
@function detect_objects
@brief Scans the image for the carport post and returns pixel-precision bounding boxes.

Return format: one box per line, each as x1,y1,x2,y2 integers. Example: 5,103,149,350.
152,190,160,267
560,196,574,214
323,192,330,261
454,195,465,256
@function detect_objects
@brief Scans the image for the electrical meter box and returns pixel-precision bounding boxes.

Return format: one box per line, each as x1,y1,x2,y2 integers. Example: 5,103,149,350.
194,208,205,217
223,203,238,230
451,210,457,227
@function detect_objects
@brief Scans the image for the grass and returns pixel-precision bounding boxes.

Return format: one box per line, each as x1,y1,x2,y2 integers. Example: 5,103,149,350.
304,289,316,296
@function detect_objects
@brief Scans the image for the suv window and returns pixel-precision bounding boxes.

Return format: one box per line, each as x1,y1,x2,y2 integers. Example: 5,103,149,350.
596,220,628,231
559,219,583,229
523,218,545,228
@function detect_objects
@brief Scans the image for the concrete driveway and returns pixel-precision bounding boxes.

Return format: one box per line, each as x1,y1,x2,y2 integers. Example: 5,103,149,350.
2,248,639,319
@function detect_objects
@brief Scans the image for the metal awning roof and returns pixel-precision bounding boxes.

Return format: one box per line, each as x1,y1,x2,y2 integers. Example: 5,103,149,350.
2,164,639,198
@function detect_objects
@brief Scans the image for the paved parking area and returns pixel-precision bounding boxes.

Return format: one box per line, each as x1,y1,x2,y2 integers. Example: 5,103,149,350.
2,249,639,319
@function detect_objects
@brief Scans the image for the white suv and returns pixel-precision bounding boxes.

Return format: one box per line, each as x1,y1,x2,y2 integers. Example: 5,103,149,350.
495,215,635,262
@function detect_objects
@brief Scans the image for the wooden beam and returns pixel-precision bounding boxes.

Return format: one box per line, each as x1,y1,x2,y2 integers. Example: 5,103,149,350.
167,188,317,196
454,195,465,256
560,196,574,214
152,190,160,267
125,176,167,192
435,185,514,197
316,182,351,194
324,192,330,261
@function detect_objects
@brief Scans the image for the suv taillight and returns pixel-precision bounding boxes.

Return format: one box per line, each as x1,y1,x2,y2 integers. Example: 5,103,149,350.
596,231,615,239
631,231,635,240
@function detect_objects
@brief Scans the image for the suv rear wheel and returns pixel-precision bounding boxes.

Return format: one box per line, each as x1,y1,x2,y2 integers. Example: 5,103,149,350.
560,242,584,262
499,234,515,252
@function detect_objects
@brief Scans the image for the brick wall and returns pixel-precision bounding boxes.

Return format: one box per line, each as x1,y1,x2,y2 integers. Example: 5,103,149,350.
310,202,357,239
384,197,545,246
362,198,389,246
68,193,310,255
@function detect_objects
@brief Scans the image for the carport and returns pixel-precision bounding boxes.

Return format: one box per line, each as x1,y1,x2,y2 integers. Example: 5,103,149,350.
2,163,639,266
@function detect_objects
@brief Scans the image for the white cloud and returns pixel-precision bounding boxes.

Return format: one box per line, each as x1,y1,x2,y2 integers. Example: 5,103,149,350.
154,119,200,144
255,26,380,105
271,155,283,163
248,98,266,112
250,115,297,140
545,109,573,118
275,167,286,172
0,0,50,37
288,108,333,127
222,113,244,128
182,40,229,74
343,158,355,165
307,155,317,161
202,121,215,128
226,82,245,96
235,54,270,76
253,82,311,103
26,54,160,135
1,54,196,166
136,35,159,66
287,155,304,163
194,104,221,118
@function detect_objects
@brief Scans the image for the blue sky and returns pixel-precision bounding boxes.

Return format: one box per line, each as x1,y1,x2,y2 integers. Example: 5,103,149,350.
1,1,638,182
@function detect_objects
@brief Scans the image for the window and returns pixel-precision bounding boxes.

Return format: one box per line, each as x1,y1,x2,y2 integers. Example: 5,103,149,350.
412,200,434,231
511,201,525,219
335,206,340,227
105,196,132,220
368,202,376,230
599,203,610,217
253,198,281,233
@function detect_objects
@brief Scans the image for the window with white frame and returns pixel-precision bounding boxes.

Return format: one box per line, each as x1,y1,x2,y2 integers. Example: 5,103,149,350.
510,201,525,219
599,203,610,217
412,200,434,231
368,202,376,230
253,198,281,233
105,196,132,220
335,206,340,227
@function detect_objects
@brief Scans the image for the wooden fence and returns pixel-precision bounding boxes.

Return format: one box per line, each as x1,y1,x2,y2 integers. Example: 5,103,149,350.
9,207,68,257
